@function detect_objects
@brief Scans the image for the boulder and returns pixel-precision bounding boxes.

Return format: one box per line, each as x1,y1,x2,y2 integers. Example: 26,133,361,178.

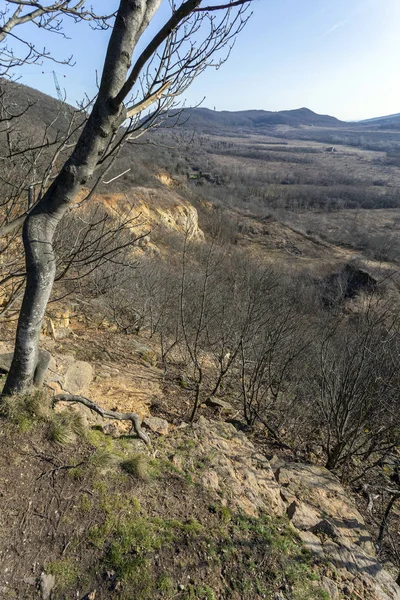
64,360,93,394
321,577,339,600
143,416,170,435
0,352,13,373
287,500,320,531
205,397,233,411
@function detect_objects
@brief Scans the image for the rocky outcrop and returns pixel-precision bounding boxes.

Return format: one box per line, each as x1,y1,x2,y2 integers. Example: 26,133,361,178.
171,420,400,599
98,187,204,242
179,417,285,517
276,462,400,600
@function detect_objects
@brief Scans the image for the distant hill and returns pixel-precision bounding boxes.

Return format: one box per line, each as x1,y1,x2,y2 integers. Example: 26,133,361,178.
173,106,344,132
358,112,400,130
0,78,80,140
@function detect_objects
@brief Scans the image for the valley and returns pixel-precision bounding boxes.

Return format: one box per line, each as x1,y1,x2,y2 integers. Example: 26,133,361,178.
1,80,400,599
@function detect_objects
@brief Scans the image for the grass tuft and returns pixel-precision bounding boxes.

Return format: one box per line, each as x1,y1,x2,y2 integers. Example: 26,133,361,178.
120,454,150,481
0,390,50,431
46,409,85,445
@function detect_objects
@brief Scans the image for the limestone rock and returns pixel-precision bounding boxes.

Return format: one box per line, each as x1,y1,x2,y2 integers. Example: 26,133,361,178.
279,462,400,600
297,530,325,560
143,416,169,435
54,326,71,340
40,573,55,600
205,397,233,411
64,360,93,394
310,518,340,541
287,500,320,531
190,417,284,517
0,352,12,373
201,470,220,491
321,577,339,600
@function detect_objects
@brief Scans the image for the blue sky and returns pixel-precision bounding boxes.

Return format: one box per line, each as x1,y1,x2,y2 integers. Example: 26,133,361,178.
10,0,400,121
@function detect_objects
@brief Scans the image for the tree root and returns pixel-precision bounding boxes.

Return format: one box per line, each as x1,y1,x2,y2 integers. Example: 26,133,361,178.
53,394,151,446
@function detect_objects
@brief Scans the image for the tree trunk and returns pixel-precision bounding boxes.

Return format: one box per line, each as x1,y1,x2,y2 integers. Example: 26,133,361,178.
325,440,345,470
2,0,162,396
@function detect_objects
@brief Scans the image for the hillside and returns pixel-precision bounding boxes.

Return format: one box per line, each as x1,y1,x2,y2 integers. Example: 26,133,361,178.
172,106,344,132
1,79,400,600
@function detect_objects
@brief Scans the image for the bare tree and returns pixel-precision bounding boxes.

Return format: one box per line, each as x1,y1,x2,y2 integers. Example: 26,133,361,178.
0,0,254,396
314,298,400,473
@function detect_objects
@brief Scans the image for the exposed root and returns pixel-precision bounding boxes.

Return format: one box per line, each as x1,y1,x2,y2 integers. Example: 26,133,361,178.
53,394,151,446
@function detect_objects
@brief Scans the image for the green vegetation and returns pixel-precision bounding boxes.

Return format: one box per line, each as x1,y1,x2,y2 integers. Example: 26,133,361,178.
120,454,151,481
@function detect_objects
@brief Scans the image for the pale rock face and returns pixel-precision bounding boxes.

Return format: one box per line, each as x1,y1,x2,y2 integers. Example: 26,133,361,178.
278,463,400,600
190,417,285,517
172,418,400,599
90,187,204,244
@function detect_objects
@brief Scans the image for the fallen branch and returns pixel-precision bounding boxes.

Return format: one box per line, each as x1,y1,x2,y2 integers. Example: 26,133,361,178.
53,394,151,445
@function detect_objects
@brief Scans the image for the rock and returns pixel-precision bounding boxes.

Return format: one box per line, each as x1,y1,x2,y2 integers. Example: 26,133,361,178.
54,326,71,340
287,500,320,531
191,418,284,517
0,352,13,373
321,577,339,600
311,519,340,541
64,360,93,394
297,530,325,560
201,470,220,491
143,416,169,435
40,573,55,600
205,397,233,411
102,422,120,437
269,454,285,471
130,340,157,366
280,488,296,505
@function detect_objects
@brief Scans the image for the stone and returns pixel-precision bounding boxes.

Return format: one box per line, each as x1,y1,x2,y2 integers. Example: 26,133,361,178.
54,326,71,340
297,530,325,560
192,418,285,517
102,422,120,437
280,488,296,505
40,572,55,600
205,397,233,411
0,352,13,373
287,500,321,530
321,576,339,600
201,470,220,491
64,360,93,394
143,416,169,435
310,519,340,541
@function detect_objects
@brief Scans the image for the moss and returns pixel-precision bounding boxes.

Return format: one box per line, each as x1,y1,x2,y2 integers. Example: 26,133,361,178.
183,584,216,599
46,557,84,593
209,503,232,523
157,574,174,596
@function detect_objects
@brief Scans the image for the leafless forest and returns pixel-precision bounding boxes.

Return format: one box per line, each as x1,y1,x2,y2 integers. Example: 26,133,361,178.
1,79,400,583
